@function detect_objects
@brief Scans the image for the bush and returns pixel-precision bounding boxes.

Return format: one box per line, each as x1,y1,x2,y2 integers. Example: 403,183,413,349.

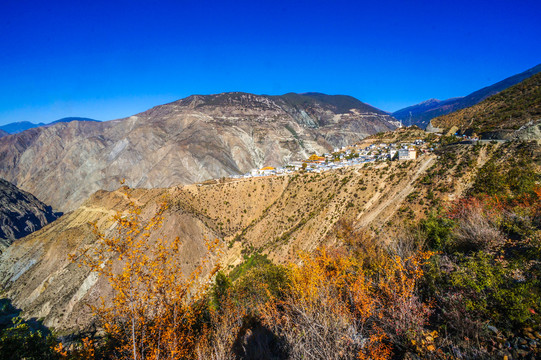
423,251,541,332
0,317,58,360
229,258,289,314
450,198,505,252
421,211,455,251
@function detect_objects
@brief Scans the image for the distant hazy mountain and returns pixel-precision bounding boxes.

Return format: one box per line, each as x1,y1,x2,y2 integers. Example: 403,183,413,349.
0,92,397,211
393,63,541,128
0,117,99,134
0,178,60,249
431,71,541,136
0,121,46,134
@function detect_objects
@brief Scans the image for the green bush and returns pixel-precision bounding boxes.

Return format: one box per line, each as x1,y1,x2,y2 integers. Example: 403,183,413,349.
421,211,455,251
423,251,541,331
210,254,289,314
0,317,58,360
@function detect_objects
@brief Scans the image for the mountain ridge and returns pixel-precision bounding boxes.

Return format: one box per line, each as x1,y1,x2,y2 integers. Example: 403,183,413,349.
431,71,541,136
393,63,541,128
0,117,99,134
0,178,60,250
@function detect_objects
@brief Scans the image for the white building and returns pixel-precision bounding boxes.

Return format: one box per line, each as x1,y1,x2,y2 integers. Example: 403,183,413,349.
398,148,417,160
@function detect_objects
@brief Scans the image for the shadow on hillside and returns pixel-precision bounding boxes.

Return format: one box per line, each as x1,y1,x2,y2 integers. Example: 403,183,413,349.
234,318,288,360
0,298,51,336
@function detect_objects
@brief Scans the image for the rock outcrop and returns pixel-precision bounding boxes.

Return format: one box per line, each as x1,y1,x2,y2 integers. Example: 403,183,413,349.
0,178,60,250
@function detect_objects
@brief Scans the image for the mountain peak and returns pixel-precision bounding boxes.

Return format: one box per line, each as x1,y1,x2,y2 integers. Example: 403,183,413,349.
0,92,397,211
419,98,441,105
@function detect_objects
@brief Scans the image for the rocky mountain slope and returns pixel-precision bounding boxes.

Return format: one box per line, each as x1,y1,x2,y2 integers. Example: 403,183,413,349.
0,117,99,134
0,92,397,212
0,129,8,138
393,63,541,128
0,178,60,250
431,71,541,137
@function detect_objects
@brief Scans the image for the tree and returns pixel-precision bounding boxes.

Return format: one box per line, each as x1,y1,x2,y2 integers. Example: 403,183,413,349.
72,187,221,359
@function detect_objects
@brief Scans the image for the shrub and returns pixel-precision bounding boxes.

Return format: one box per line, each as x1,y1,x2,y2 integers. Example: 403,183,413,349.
261,248,392,360
71,188,221,360
0,317,58,360
421,211,455,251
449,198,505,252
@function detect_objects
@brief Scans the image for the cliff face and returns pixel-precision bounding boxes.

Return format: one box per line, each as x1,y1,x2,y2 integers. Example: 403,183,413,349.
0,92,397,212
0,178,60,250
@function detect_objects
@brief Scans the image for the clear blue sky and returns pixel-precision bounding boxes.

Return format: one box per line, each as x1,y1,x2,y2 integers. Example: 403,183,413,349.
0,0,540,125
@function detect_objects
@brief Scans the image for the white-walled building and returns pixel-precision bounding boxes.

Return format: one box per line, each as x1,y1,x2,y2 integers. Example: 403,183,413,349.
398,148,417,160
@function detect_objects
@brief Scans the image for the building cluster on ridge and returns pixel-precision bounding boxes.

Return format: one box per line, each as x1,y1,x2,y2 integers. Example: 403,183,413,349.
234,138,431,179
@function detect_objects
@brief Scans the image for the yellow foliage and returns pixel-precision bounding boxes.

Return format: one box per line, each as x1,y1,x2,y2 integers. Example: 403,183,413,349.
261,245,434,359
72,188,221,360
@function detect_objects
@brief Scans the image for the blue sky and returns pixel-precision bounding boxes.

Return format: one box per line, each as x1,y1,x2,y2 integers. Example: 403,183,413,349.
0,0,540,125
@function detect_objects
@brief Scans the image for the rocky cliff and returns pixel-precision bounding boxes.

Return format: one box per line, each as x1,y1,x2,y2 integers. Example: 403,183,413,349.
0,178,60,250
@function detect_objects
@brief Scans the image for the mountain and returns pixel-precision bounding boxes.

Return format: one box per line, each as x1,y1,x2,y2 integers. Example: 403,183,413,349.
0,129,8,138
431,71,541,137
0,121,46,134
393,63,541,128
0,92,397,212
49,117,100,125
0,117,99,134
0,178,60,250
278,92,388,115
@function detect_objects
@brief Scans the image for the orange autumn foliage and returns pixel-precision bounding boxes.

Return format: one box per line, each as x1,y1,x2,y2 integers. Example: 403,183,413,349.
261,246,433,359
72,188,221,360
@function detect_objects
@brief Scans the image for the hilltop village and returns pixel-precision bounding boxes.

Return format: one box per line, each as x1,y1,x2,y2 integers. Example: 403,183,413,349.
237,137,432,179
